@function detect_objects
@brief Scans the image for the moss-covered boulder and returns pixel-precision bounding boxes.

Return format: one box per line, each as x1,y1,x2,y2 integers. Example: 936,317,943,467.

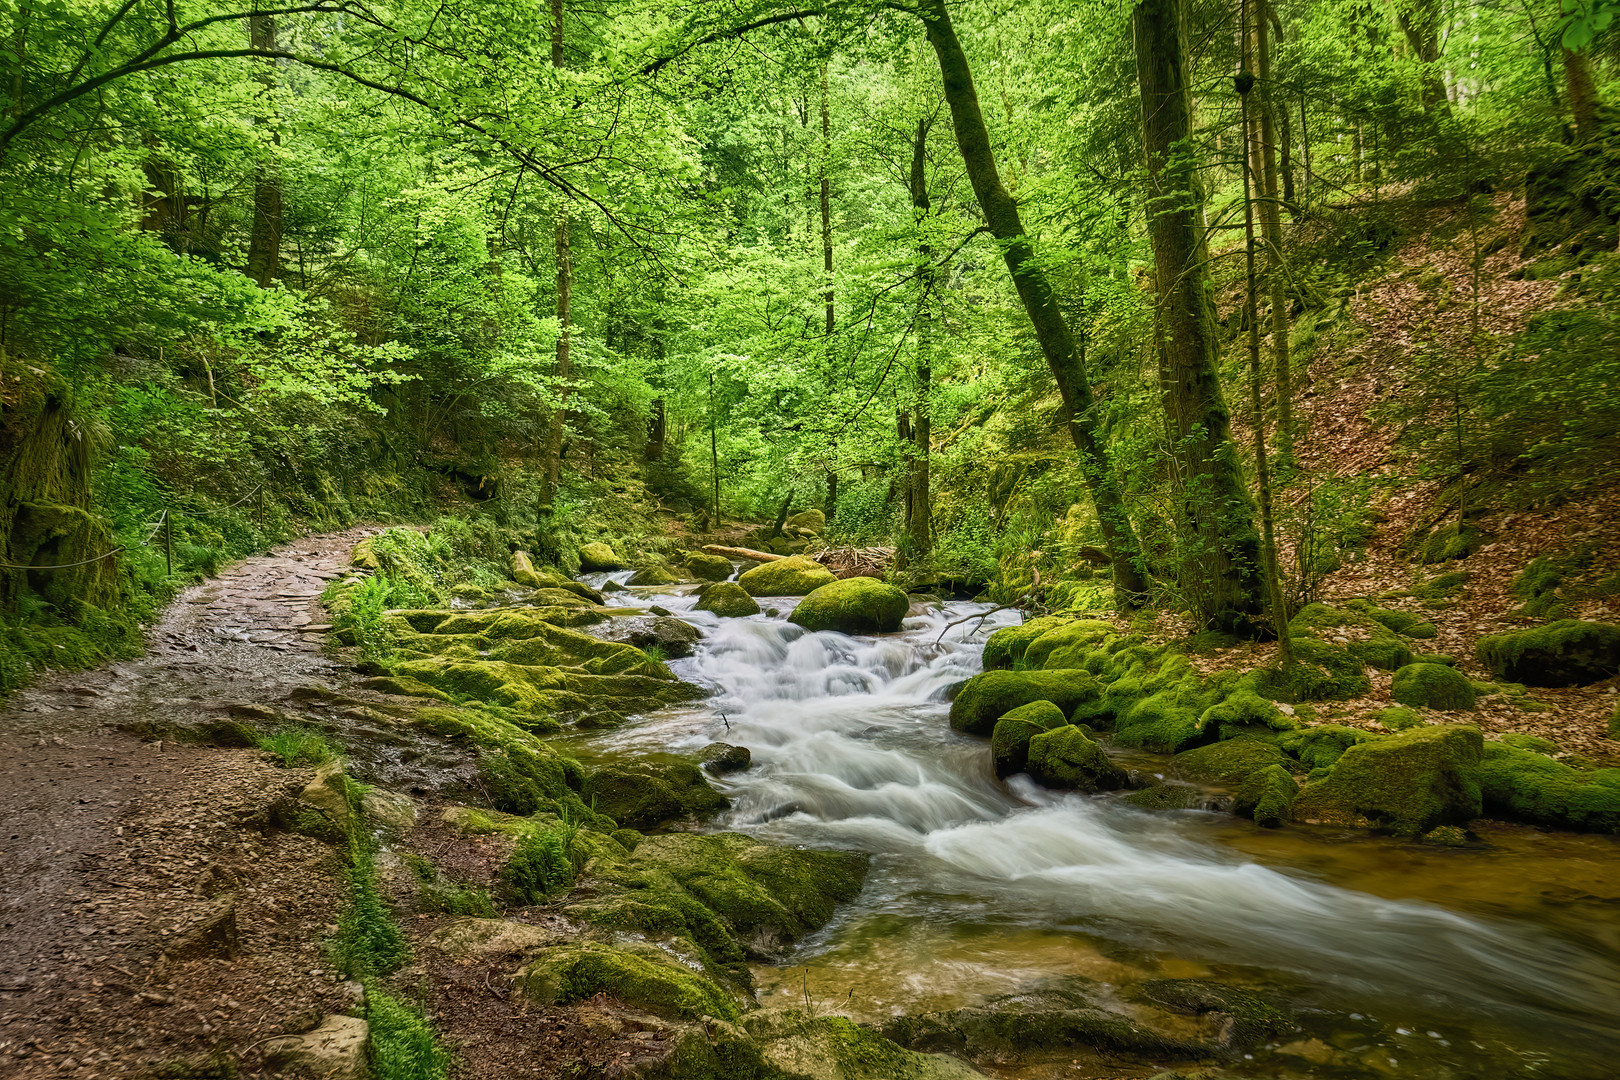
582,760,728,830
1390,662,1477,710
1173,736,1297,785
1288,638,1372,701
628,563,684,586
1021,620,1117,671
696,582,761,618
519,941,742,1020
510,549,547,588
1476,620,1620,687
1477,743,1620,833
948,669,1100,736
1195,689,1297,741
982,616,1073,670
1026,725,1128,792
783,509,826,535
700,742,752,774
1292,725,1484,835
790,577,910,635
578,542,628,572
738,555,838,597
745,1011,983,1080
1234,765,1298,828
1277,724,1374,769
990,700,1068,777
683,551,735,581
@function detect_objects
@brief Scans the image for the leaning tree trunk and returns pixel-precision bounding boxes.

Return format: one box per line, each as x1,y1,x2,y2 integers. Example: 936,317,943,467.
907,117,934,557
920,0,1149,605
543,0,571,506
244,13,282,288
1252,0,1294,458
1135,0,1265,633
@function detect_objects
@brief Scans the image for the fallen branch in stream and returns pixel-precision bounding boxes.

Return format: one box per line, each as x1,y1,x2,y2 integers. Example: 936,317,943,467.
936,603,1019,644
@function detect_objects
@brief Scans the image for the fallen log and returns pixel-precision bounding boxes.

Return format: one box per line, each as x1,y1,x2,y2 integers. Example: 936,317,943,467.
702,544,783,562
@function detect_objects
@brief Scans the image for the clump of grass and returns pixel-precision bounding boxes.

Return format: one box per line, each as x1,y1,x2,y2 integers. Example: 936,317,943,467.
366,988,450,1080
331,851,410,979
501,812,584,904
257,726,336,767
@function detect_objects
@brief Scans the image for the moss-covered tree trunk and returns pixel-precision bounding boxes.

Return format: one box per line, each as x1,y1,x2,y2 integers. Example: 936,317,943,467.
1397,0,1451,117
244,14,281,288
1251,0,1294,458
1134,0,1264,633
920,0,1148,605
1563,47,1600,143
906,117,933,558
543,0,571,507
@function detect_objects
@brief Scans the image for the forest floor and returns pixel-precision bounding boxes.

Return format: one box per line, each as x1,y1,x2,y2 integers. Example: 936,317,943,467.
0,529,374,1078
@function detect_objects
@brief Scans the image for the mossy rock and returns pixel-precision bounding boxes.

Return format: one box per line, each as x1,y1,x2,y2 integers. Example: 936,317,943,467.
1500,732,1561,754
1173,736,1296,785
700,742,752,774
783,509,827,535
790,577,910,635
1277,724,1374,769
1391,662,1478,711
1234,765,1299,828
1368,608,1438,638
1195,689,1297,740
1111,688,1208,754
1416,522,1486,565
1477,743,1620,833
1292,724,1484,836
1476,620,1620,687
948,669,1100,736
745,1010,982,1080
1289,603,1411,676
990,701,1068,777
1132,979,1293,1049
1412,570,1471,600
696,582,761,618
519,941,741,1020
1021,620,1117,671
737,555,838,597
628,563,685,586
583,760,729,830
510,549,547,588
579,542,629,572
1288,638,1372,701
983,616,1073,671
1123,784,1209,811
683,552,735,581
1026,725,1128,792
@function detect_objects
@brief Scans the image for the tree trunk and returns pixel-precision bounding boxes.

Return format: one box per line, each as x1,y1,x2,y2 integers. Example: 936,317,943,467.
244,14,281,288
820,63,834,337
1252,0,1294,459
543,0,570,505
1564,47,1600,143
1240,7,1295,663
907,118,934,558
709,373,721,528
1397,2,1451,116
920,0,1148,605
1135,0,1264,633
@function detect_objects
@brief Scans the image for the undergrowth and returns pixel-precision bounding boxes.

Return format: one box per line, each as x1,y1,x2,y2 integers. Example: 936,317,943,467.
257,726,338,767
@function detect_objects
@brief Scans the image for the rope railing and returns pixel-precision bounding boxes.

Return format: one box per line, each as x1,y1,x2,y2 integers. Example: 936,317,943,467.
0,547,125,571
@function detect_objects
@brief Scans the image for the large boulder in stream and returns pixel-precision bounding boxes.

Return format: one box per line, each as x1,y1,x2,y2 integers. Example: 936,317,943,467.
588,615,703,659
578,542,629,572
683,551,735,581
738,555,837,597
783,509,826,536
991,700,1068,777
1292,724,1484,835
948,670,1100,736
790,577,910,635
745,1011,982,1080
696,581,761,618
1026,725,1128,792
1476,620,1620,687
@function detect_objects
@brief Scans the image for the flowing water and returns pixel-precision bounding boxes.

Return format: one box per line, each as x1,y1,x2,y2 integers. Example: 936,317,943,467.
571,575,1620,1078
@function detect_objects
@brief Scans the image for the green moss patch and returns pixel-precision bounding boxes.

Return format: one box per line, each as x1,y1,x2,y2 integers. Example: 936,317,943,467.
790,577,910,635
582,759,729,829
982,616,1074,670
1292,724,1484,836
737,555,837,597
1391,662,1477,711
948,670,1100,735
1277,724,1374,770
990,701,1068,777
519,941,742,1020
1234,765,1298,828
1173,736,1298,784
1478,743,1620,833
1026,726,1128,792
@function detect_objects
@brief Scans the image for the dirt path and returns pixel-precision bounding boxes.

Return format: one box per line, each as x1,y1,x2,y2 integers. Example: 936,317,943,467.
0,528,378,1078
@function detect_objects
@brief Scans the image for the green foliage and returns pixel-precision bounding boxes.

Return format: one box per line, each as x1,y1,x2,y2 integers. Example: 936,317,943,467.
257,726,337,768
502,819,582,905
332,854,411,980
366,988,452,1080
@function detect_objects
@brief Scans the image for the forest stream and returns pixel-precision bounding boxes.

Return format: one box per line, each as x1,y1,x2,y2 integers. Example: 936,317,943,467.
565,573,1620,1080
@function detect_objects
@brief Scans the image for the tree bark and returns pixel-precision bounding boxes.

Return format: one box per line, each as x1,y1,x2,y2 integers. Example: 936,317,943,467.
543,0,570,505
1251,0,1294,459
1135,0,1265,633
920,0,1149,605
245,14,281,288
1564,47,1600,143
820,63,834,337
1397,2,1451,116
907,118,933,558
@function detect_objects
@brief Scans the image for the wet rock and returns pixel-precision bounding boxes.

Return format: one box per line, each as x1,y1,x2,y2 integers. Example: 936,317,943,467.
1476,620,1620,687
260,1014,368,1080
1026,725,1128,792
1233,765,1298,828
696,582,761,618
1173,736,1299,785
510,549,547,588
1131,979,1293,1050
583,760,729,829
700,742,751,774
1292,724,1483,835
738,555,837,597
425,917,562,961
1123,783,1214,811
360,787,417,831
590,615,704,659
1391,662,1477,711
991,700,1068,777
745,1010,982,1080
629,563,685,586
790,577,910,635
579,542,629,572
982,616,1076,670
683,551,735,581
299,760,354,836
948,670,1100,736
